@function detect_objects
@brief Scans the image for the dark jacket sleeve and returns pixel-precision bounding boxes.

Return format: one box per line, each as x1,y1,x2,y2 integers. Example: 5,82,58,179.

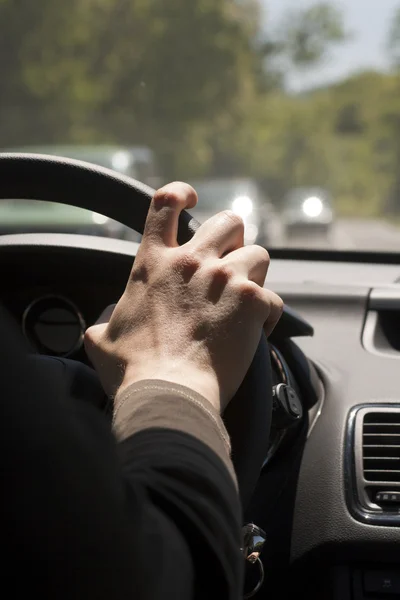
0,312,243,599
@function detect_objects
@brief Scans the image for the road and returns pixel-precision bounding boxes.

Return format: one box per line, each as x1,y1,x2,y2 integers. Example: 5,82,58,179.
271,218,400,252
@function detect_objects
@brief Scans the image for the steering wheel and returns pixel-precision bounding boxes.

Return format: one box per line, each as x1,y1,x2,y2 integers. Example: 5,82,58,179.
0,153,273,509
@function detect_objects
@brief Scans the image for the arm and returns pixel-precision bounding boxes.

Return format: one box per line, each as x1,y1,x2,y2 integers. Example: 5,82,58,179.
3,181,282,600
82,181,282,597
115,381,243,599
1,320,242,599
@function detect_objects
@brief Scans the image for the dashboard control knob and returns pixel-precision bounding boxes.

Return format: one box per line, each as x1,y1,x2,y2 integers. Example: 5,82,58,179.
272,383,303,429
285,386,303,418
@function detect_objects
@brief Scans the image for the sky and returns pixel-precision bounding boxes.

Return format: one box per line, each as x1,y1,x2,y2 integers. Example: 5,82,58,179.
261,0,399,90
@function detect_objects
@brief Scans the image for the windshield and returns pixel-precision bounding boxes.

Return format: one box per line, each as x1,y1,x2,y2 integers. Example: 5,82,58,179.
1,0,400,252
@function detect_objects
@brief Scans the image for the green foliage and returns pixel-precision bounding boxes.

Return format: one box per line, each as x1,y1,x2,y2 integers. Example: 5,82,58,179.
388,5,400,68
0,0,398,217
0,0,264,175
279,2,347,66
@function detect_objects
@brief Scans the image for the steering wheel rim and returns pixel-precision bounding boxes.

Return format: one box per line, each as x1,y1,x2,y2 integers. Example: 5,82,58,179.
0,153,201,244
0,152,273,509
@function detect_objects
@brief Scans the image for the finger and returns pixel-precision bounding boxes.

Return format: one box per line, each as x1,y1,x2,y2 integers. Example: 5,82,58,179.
142,182,198,248
221,245,270,287
263,291,284,338
190,210,244,257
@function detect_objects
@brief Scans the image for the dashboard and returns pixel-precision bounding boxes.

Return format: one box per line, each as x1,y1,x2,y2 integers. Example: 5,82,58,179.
2,233,400,599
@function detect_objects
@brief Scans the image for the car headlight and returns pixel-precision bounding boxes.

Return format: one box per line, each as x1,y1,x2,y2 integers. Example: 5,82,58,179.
302,196,323,218
231,196,253,219
244,223,258,244
111,151,131,172
91,212,109,225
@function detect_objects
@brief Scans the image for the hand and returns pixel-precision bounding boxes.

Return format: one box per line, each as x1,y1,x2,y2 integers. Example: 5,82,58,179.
84,182,283,412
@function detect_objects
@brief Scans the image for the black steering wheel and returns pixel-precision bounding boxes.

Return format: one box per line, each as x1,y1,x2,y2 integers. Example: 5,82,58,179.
0,153,273,509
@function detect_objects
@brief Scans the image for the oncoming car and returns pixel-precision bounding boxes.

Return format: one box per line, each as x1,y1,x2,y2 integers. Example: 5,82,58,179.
281,187,334,239
189,177,276,246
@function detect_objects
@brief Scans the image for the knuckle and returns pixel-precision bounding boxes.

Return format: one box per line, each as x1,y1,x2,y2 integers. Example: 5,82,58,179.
84,324,114,363
174,181,197,200
221,210,244,233
263,291,284,320
237,279,262,302
264,292,284,336
182,252,202,271
255,245,270,266
130,260,150,283
153,187,181,209
172,249,202,279
153,182,196,209
84,319,110,350
209,263,235,283
83,326,98,350
271,293,284,315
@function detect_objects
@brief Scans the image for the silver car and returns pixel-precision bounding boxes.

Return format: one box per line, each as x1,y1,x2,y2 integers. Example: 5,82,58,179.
281,187,334,239
189,178,275,246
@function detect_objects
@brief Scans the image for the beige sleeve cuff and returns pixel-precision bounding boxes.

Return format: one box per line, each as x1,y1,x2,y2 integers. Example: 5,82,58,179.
112,380,237,486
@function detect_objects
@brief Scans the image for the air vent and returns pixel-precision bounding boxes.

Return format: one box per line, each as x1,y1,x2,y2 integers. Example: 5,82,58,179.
347,405,400,526
363,413,400,483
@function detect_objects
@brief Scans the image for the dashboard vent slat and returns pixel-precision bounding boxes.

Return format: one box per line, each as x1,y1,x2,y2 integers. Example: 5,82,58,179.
364,423,400,433
363,412,400,483
363,434,400,445
363,445,400,458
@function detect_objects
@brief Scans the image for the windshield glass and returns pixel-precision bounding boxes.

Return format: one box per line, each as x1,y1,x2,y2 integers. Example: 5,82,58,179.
1,0,400,252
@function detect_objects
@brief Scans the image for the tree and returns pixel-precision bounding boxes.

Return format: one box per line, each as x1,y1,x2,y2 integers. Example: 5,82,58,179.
0,0,264,178
387,5,400,68
1,0,398,220
385,6,400,213
279,2,347,67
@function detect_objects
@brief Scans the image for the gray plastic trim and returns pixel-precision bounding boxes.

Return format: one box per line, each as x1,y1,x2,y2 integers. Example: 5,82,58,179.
362,310,400,359
0,232,140,255
369,286,400,310
362,286,400,358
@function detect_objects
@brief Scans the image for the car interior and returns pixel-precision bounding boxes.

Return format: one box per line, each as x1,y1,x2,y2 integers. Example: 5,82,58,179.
1,153,400,599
